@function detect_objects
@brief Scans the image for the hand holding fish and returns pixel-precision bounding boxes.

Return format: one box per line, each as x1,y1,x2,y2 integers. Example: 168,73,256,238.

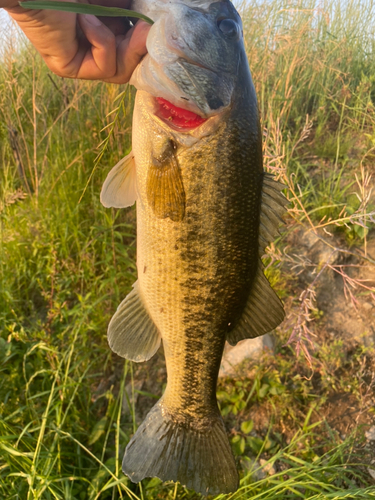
1,0,150,82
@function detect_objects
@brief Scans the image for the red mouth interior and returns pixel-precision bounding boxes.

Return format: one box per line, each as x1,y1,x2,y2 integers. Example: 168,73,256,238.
156,97,207,129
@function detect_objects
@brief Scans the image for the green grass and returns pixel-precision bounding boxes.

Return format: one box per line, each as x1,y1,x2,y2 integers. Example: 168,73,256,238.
1,0,375,498
241,0,375,241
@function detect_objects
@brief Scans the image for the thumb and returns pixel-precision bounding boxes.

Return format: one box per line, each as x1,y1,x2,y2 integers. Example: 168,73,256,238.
105,20,150,84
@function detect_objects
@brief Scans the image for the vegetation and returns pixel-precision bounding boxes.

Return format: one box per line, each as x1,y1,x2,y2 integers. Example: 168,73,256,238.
1,0,374,498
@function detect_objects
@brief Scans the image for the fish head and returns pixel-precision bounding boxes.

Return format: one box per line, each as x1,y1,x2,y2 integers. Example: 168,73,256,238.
130,0,246,132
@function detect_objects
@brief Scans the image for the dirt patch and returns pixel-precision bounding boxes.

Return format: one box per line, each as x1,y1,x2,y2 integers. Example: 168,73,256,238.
322,392,372,436
286,228,375,347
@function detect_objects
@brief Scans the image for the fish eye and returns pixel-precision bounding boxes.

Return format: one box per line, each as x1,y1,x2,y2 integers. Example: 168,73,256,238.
217,19,241,39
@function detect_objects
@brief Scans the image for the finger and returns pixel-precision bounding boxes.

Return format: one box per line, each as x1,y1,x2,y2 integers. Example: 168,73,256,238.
61,13,117,80
105,20,150,84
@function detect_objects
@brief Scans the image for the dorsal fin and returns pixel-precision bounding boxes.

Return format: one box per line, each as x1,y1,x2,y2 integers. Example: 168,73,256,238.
100,152,137,208
226,173,287,346
258,173,287,253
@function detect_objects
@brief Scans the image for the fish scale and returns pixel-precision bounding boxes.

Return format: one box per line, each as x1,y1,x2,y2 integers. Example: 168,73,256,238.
100,0,287,494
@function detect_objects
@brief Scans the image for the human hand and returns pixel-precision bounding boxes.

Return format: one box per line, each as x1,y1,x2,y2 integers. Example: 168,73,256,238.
2,0,150,83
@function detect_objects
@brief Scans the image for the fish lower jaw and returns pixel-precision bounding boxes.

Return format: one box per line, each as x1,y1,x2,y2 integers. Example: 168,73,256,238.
137,90,225,142
154,96,208,131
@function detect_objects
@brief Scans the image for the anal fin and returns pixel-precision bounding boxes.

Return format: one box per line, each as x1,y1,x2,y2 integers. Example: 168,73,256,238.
108,281,161,362
227,173,287,345
226,260,285,345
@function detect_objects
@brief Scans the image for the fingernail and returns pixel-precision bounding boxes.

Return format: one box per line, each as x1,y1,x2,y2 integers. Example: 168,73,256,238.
82,14,102,27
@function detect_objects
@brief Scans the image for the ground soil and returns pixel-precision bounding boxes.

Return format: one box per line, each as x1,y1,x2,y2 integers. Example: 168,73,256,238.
289,227,375,348
280,227,375,455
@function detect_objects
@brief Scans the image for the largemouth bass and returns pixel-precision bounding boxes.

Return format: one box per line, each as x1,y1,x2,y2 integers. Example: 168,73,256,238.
100,0,286,494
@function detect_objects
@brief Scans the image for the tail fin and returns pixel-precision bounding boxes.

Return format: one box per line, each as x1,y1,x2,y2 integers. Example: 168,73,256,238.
123,400,238,495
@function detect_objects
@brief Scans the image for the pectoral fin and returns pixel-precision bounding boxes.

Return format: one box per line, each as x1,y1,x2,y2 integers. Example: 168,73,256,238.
100,152,137,208
108,281,161,362
146,140,185,222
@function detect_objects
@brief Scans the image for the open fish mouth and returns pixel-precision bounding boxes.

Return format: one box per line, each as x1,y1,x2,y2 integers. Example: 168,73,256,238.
130,0,243,127
155,97,208,130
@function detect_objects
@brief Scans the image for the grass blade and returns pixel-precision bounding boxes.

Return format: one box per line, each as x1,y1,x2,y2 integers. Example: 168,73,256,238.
19,1,154,24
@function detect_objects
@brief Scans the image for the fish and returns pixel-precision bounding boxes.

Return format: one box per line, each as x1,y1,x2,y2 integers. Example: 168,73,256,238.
100,0,286,495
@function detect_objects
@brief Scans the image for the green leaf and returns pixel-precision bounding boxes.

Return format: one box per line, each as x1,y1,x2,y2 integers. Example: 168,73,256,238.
269,384,285,395
88,417,107,445
241,420,254,434
246,436,263,454
134,389,159,399
19,1,154,24
0,337,7,357
231,435,246,456
263,437,274,451
220,405,231,417
353,224,369,240
258,383,269,399
145,477,163,489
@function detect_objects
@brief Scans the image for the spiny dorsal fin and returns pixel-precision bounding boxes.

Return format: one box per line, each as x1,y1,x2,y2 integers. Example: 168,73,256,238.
146,140,185,222
100,152,137,208
108,281,161,362
226,173,287,345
